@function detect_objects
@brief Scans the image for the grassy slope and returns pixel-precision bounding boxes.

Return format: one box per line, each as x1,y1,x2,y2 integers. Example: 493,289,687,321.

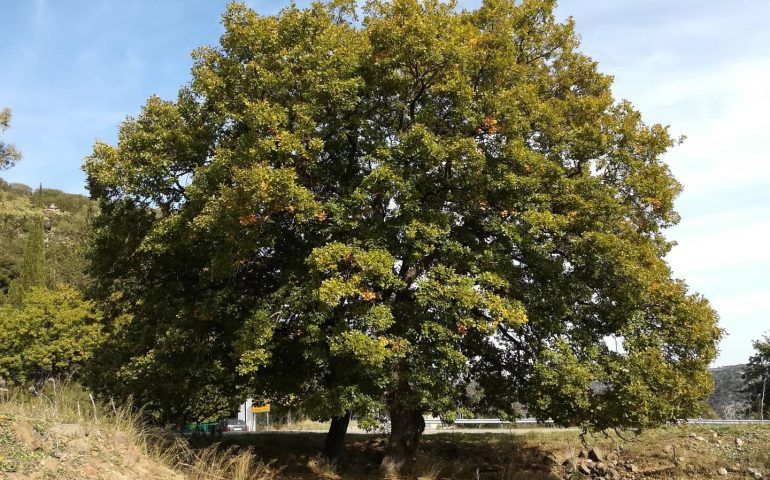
0,385,273,480
2,385,769,479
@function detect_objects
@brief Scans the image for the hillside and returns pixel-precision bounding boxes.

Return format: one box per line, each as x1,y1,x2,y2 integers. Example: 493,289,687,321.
708,365,752,419
0,178,94,294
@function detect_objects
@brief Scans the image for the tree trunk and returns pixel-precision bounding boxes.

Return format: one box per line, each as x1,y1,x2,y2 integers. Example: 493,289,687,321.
379,406,425,477
322,411,351,462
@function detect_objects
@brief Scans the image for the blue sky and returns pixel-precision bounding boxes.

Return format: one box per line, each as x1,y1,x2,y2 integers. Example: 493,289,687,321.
1,0,768,366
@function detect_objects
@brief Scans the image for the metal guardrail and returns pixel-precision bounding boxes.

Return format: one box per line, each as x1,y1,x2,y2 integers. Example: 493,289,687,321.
423,418,550,426
685,419,770,424
425,417,770,427
454,418,552,425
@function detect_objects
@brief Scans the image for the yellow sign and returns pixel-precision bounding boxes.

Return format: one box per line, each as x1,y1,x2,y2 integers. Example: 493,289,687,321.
251,400,270,413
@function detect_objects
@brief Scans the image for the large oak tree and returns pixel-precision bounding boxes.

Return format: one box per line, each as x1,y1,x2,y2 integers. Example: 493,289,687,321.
84,0,721,473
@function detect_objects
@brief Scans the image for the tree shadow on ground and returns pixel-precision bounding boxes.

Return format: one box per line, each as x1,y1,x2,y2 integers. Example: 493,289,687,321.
187,431,569,479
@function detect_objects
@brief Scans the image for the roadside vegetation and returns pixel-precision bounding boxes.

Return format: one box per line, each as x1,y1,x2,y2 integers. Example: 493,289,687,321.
2,382,769,479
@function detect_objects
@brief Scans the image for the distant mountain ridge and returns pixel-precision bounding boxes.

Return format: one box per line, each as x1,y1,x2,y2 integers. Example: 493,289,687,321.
707,364,751,419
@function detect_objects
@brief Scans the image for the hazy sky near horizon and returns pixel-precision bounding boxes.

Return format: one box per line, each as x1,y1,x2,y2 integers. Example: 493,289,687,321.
1,0,768,366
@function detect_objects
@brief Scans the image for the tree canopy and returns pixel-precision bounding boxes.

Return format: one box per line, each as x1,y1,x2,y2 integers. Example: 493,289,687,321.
84,0,721,472
0,108,21,171
0,285,102,384
744,333,770,419
0,192,101,385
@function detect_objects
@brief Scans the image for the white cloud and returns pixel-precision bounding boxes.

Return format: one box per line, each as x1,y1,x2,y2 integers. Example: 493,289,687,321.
712,291,770,319
569,4,770,366
709,290,770,367
651,61,770,196
667,215,770,274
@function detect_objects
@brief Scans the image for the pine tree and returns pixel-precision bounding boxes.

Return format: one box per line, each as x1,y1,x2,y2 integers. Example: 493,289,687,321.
8,191,46,305
19,217,45,290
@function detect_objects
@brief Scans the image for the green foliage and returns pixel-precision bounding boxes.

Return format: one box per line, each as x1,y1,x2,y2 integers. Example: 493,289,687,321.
0,180,93,294
5,212,46,306
86,306,246,425
18,215,46,292
744,333,770,419
0,108,21,171
0,285,102,384
84,0,720,438
0,190,37,293
0,178,100,386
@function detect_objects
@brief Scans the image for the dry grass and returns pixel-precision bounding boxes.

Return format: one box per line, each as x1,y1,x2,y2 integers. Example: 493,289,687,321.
0,381,277,479
172,442,277,480
190,425,770,479
2,383,769,479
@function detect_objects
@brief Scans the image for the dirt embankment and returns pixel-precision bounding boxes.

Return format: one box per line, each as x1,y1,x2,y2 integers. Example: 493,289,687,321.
0,413,182,480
